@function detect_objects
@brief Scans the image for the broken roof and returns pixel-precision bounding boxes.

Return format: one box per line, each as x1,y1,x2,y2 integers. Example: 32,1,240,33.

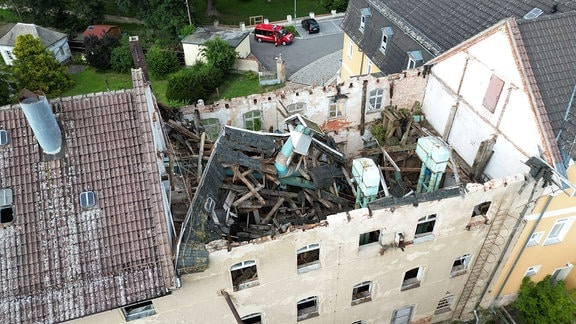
0,23,67,47
0,70,175,323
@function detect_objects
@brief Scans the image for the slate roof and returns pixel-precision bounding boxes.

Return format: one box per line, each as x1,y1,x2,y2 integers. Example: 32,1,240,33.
513,11,576,164
341,0,576,74
181,27,250,48
0,70,175,323
0,23,67,47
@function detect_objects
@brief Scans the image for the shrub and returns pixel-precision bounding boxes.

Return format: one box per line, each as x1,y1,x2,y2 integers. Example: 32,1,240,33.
166,63,223,105
83,34,121,70
179,25,197,37
146,45,180,79
110,44,134,73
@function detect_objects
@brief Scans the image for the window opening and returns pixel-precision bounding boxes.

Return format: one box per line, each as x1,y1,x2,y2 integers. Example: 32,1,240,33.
381,27,393,53
231,260,259,291
244,111,262,131
297,244,320,273
367,88,384,111
525,265,541,277
391,305,414,324
241,313,262,324
359,230,380,246
297,296,319,321
329,101,344,119
79,191,96,209
351,281,372,305
359,8,371,32
122,301,156,321
434,294,454,315
401,267,422,291
202,118,220,140
415,214,436,237
526,231,544,247
287,102,305,113
450,254,470,277
0,206,14,224
472,201,491,216
0,129,9,146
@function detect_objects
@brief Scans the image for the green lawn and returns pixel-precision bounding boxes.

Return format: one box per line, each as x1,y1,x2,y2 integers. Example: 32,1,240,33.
213,0,328,25
210,72,283,101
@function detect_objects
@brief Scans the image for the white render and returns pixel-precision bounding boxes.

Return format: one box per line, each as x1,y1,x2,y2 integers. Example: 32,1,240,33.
421,22,549,179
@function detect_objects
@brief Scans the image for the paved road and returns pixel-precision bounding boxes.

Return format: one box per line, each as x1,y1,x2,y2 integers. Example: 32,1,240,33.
250,17,344,80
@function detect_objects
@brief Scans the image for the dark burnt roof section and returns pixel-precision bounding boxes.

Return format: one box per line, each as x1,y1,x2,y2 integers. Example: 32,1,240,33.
341,0,576,74
176,125,356,274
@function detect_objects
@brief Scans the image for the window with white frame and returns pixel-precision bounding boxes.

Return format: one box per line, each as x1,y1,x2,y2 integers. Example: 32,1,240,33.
202,118,220,140
359,8,371,32
415,214,436,238
434,293,454,315
391,305,414,324
526,231,544,247
367,88,384,112
0,129,9,146
406,51,423,70
241,313,262,324
543,218,572,246
401,267,423,291
450,254,471,277
524,265,541,277
244,111,262,131
380,27,393,53
351,281,372,305
366,60,372,74
297,244,320,273
287,102,306,114
231,260,259,291
329,101,344,119
348,41,353,59
297,296,319,321
552,264,574,282
359,229,380,246
122,301,156,321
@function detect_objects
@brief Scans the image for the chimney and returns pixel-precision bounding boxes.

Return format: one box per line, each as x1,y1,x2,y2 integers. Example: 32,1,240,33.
129,36,150,82
19,89,62,155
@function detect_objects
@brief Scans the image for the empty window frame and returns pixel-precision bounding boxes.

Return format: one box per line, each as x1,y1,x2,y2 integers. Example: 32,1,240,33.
122,301,156,321
79,191,96,209
231,260,260,291
471,201,491,217
329,101,345,119
380,27,393,52
450,254,471,277
297,244,320,273
415,214,436,238
367,88,384,111
244,111,262,131
391,305,414,324
526,231,544,247
351,281,372,305
543,218,572,245
0,205,15,224
524,265,541,277
241,313,262,324
401,267,422,291
201,118,220,140
0,129,9,146
482,74,504,113
297,296,319,321
434,294,454,315
359,229,380,246
287,102,306,114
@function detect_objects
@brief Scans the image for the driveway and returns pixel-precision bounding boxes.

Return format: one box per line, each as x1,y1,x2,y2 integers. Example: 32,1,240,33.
249,17,344,80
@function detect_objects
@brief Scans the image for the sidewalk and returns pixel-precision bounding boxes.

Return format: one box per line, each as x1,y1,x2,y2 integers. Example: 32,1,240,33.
288,49,342,86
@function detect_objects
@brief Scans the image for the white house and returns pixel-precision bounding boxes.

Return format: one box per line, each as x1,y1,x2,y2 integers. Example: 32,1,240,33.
0,23,72,65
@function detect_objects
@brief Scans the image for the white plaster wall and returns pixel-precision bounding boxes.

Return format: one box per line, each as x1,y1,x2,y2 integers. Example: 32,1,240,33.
0,45,14,65
236,36,251,59
183,43,205,66
48,37,71,63
421,75,457,136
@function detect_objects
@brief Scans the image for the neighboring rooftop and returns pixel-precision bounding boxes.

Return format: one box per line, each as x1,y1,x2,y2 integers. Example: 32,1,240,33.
82,24,121,39
0,23,67,47
0,70,175,323
181,26,250,48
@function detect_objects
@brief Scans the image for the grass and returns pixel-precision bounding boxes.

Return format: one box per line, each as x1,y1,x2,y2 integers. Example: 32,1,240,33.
0,8,19,23
213,0,328,25
209,72,283,101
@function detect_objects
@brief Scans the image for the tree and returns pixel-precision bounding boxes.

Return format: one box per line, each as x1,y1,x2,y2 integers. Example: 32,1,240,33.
320,0,349,12
115,0,189,36
84,34,121,70
12,0,104,32
200,37,237,72
110,40,134,73
145,45,180,79
11,34,74,97
513,275,576,324
166,62,221,105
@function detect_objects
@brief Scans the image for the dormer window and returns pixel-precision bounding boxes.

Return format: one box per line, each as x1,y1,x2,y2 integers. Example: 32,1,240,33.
359,8,371,32
381,27,393,53
407,51,423,69
79,191,96,209
0,129,9,146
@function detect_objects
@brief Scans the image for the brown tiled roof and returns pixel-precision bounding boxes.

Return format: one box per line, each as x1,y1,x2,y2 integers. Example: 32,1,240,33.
0,70,174,323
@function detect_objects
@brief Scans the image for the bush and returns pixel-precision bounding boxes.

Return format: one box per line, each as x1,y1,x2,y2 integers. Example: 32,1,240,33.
179,25,196,37
166,63,223,105
146,45,180,79
320,0,349,12
84,34,121,70
110,43,134,73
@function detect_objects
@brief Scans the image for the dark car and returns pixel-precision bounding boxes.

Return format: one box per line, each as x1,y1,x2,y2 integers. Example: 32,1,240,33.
301,18,320,34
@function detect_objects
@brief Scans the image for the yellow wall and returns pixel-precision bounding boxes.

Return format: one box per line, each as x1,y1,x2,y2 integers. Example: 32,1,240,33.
493,163,576,301
340,35,381,80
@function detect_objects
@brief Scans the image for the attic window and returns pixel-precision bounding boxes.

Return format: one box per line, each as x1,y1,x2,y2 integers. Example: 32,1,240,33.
482,74,504,113
524,8,543,19
122,301,156,321
79,191,96,209
380,27,393,52
407,51,423,69
359,8,371,32
0,130,9,146
0,206,14,224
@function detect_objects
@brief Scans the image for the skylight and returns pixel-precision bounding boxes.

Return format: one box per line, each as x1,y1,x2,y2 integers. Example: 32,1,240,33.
524,8,543,20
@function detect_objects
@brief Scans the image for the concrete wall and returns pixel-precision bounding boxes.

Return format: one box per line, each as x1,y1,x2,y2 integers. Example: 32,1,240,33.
70,174,535,323
422,23,548,179
183,71,427,157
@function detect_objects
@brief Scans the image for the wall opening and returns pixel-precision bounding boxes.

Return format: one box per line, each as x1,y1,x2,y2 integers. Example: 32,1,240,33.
231,260,259,291
297,296,319,321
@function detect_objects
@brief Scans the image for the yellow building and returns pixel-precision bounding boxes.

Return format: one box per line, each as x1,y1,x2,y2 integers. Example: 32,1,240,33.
340,35,381,80
491,163,576,305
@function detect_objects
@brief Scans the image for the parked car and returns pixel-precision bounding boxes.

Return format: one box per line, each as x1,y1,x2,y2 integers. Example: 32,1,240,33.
301,18,320,34
254,23,294,46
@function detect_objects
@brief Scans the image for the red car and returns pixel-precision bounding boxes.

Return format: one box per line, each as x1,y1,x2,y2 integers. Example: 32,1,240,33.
254,23,294,46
